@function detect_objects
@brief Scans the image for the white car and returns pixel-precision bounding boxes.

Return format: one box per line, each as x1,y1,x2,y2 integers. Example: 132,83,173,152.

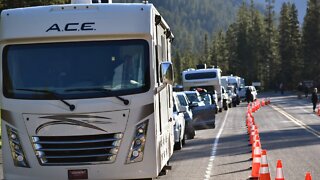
173,94,186,150
221,86,232,110
238,86,258,102
175,92,196,139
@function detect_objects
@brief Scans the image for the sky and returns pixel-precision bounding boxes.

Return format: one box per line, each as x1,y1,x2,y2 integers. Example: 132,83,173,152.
254,0,307,24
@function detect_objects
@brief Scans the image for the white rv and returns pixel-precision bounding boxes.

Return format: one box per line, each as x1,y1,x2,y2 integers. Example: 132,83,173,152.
182,67,224,112
0,1,175,179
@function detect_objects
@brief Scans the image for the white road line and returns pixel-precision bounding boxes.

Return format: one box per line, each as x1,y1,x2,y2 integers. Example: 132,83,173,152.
203,110,229,180
271,105,320,138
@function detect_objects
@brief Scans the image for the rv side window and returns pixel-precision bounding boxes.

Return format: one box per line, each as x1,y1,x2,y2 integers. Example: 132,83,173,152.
185,72,217,80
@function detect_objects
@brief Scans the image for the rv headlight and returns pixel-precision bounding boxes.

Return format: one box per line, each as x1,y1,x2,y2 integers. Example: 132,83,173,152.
6,126,30,168
126,120,149,164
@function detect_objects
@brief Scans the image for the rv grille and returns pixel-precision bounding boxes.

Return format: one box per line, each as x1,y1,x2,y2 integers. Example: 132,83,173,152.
32,133,122,165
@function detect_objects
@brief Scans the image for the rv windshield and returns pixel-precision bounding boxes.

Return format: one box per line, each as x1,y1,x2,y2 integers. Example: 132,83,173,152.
3,40,150,99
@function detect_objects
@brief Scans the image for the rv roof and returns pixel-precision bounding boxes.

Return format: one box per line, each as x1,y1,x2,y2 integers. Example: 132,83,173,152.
0,3,159,41
183,68,220,73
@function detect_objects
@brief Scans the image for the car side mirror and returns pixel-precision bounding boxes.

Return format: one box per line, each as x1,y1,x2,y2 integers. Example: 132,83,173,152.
189,102,198,108
179,106,187,112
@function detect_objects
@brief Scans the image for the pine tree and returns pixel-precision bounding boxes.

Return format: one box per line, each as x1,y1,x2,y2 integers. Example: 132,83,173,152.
210,31,228,71
172,51,182,84
203,33,209,64
1,0,68,9
278,3,291,86
264,0,280,90
302,0,320,83
247,0,265,85
278,2,302,89
236,3,251,83
225,23,238,75
288,3,303,85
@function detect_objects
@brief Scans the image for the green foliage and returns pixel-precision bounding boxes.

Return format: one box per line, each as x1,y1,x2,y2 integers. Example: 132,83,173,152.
0,0,69,10
302,0,320,83
278,2,302,88
1,0,318,89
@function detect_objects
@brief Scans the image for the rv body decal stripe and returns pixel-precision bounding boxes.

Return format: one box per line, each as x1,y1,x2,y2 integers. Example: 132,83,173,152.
36,115,112,134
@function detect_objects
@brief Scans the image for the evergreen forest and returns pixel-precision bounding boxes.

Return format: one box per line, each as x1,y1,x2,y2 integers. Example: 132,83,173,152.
1,0,319,90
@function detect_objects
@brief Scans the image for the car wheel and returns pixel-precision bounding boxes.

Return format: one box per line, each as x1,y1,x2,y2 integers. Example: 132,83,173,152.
224,105,228,111
233,102,237,107
174,137,182,150
182,134,186,146
228,103,232,108
184,133,189,140
190,129,195,139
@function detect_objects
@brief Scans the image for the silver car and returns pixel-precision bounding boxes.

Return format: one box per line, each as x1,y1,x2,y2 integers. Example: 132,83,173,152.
184,90,216,129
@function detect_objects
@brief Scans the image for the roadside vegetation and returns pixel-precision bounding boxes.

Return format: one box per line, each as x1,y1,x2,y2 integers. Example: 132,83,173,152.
0,0,319,90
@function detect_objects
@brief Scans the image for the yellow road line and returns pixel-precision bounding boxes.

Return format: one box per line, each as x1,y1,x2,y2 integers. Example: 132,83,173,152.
271,105,320,138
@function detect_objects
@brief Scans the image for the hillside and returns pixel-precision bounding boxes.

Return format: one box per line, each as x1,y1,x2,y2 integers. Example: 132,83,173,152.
114,0,244,53
152,0,241,53
114,0,306,54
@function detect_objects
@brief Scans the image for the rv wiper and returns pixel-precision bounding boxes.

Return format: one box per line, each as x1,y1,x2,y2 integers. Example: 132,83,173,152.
15,88,75,111
65,88,130,105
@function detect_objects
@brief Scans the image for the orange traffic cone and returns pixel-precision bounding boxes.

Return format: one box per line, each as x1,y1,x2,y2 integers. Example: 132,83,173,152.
259,150,271,180
275,160,284,180
251,140,261,158
247,117,254,128
249,126,258,136
251,146,261,178
250,133,260,146
252,102,257,113
250,130,259,145
257,99,261,110
247,116,255,128
317,106,320,116
247,120,254,131
305,172,312,180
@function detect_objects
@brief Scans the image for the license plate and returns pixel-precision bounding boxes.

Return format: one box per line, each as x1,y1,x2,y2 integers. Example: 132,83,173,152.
68,169,88,180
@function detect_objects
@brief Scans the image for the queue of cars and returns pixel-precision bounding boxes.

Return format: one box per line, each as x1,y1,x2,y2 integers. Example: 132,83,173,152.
172,89,216,150
172,84,258,151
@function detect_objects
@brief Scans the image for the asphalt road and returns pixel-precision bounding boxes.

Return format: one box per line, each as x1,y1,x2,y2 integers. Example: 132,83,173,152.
160,92,320,180
1,92,320,179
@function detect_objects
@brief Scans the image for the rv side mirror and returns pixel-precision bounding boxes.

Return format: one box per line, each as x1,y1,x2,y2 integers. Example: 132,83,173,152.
160,61,174,85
